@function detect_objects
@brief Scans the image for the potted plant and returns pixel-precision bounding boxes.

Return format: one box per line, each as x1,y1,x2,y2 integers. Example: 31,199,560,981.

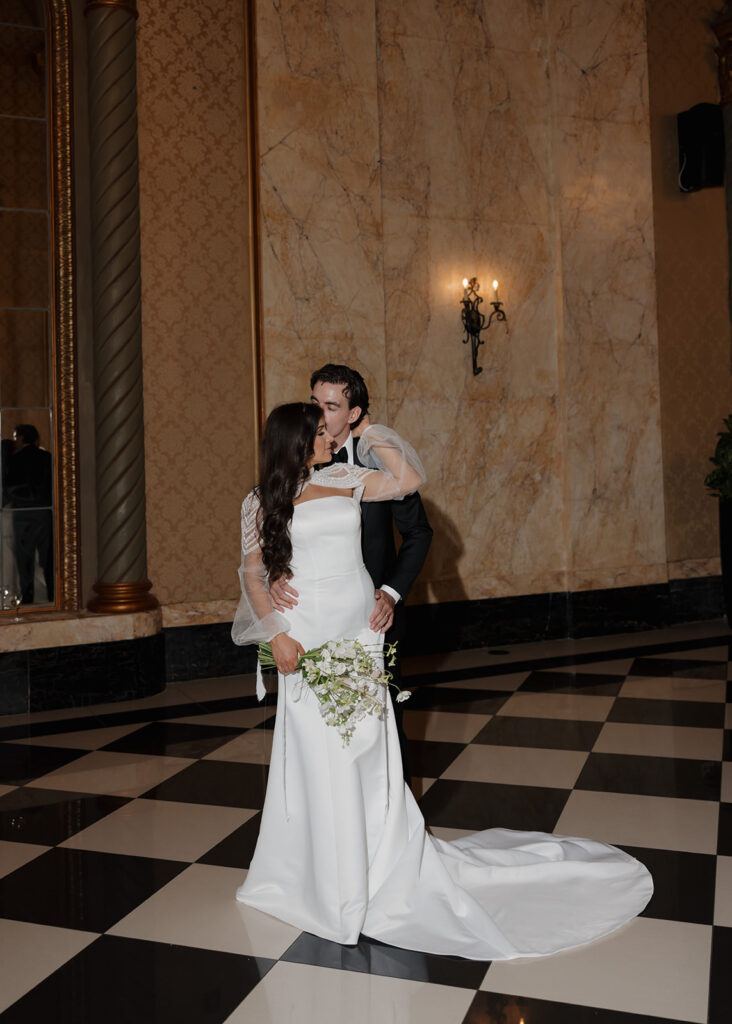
704,415,732,625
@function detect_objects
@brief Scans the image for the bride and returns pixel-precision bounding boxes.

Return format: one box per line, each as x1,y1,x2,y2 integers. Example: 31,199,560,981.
232,403,652,961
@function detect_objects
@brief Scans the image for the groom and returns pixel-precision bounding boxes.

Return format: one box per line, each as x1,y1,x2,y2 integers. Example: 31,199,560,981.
269,363,433,785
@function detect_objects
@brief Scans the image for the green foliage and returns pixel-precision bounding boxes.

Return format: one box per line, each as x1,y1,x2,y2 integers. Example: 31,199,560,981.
705,415,732,500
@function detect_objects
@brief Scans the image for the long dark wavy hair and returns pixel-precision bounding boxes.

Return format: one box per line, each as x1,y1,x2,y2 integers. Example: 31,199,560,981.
257,402,322,581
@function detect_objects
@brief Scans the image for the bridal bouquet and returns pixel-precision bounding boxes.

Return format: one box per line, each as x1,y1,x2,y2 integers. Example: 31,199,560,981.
257,638,410,747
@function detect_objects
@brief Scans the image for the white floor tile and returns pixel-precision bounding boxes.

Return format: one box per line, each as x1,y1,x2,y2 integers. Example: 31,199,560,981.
563,659,634,675
401,710,490,744
0,918,98,1013
428,826,478,842
481,917,711,1023
497,692,614,722
0,840,49,880
442,744,587,789
722,762,732,803
715,856,732,927
593,722,724,761
648,646,728,661
0,686,196,731
225,960,476,1024
109,863,300,959
433,673,529,691
619,677,726,703
411,777,436,799
166,707,274,729
0,784,16,799
174,675,259,702
26,750,193,798
60,799,255,861
555,790,719,854
5,722,147,750
204,729,274,765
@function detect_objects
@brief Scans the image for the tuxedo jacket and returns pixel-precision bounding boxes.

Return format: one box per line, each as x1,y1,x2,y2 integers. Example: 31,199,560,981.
353,437,433,643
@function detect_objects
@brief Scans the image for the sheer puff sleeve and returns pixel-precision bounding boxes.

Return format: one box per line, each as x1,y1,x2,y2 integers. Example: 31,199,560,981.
231,490,291,647
316,424,426,501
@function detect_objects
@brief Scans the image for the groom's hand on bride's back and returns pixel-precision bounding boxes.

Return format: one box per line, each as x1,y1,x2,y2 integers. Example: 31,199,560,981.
270,574,299,611
370,590,395,633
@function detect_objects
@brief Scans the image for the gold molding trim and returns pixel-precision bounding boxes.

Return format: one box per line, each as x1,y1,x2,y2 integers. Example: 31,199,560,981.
84,0,139,19
48,0,81,612
88,579,157,614
244,0,265,458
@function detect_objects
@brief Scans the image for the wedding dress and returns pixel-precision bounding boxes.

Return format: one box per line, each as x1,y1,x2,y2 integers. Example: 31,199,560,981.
231,427,652,960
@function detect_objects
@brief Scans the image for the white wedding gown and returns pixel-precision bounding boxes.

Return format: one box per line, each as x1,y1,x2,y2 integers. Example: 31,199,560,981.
232,439,653,961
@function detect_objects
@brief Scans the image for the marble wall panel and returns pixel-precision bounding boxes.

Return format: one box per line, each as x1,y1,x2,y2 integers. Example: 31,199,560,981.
255,0,700,607
376,2,566,601
549,0,667,587
646,0,732,565
136,0,256,606
256,0,387,412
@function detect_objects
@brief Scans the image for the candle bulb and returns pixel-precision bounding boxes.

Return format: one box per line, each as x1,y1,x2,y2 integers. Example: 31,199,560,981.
493,279,499,302
462,278,469,298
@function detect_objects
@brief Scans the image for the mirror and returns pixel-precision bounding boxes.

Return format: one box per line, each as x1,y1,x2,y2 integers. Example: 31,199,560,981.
0,0,56,610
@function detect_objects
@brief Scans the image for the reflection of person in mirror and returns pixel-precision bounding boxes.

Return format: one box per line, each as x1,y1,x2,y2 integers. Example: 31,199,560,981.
6,424,54,604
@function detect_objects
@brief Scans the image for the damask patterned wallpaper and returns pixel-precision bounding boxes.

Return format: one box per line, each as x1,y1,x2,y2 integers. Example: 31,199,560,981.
646,0,731,569
136,0,256,607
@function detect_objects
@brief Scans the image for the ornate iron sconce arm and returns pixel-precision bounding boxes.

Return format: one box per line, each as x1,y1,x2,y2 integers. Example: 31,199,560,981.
460,278,507,376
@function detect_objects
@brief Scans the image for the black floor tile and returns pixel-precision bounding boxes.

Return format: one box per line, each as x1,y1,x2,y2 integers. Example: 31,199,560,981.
576,752,721,801
463,990,689,1024
0,934,274,1024
0,695,268,744
0,847,186,930
709,926,732,1024
629,657,727,679
420,779,570,832
406,687,513,715
407,739,464,777
0,743,85,786
101,721,244,758
473,715,602,751
726,679,732,701
282,930,490,988
198,811,262,869
718,802,732,856
618,845,716,925
519,670,624,697
608,697,725,728
0,787,129,845
141,759,269,808
723,729,731,760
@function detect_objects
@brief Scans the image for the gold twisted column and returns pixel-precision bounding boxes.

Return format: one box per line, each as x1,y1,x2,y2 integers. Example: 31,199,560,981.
85,0,156,613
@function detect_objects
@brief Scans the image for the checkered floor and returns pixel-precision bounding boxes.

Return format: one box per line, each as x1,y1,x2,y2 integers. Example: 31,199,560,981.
0,621,730,1023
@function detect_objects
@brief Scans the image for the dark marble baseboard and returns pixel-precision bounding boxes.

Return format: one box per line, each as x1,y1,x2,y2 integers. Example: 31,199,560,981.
401,575,724,655
0,634,165,715
163,623,258,683
0,575,723,714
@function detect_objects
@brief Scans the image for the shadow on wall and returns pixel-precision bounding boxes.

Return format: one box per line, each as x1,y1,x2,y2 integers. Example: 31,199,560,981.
411,498,469,606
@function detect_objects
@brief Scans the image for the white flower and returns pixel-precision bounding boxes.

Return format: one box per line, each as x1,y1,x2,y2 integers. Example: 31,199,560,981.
333,662,347,675
395,690,411,703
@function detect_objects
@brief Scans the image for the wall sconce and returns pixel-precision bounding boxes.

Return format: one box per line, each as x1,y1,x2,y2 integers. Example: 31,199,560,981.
460,277,507,376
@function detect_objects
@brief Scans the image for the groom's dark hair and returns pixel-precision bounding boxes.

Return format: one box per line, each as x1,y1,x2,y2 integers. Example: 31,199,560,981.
310,363,369,426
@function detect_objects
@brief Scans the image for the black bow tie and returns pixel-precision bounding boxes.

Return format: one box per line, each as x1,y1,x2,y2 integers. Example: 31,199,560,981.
331,447,349,464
